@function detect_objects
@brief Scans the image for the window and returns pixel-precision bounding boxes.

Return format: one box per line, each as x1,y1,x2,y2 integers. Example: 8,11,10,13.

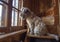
0,5,2,26
11,0,23,26
0,1,8,27
0,0,23,27
12,0,18,8
11,8,18,26
11,0,19,26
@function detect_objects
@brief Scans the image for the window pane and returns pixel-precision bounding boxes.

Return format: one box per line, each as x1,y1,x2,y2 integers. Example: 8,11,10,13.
0,2,8,27
0,5,2,26
12,0,15,7
16,0,18,8
11,8,18,26
12,0,18,8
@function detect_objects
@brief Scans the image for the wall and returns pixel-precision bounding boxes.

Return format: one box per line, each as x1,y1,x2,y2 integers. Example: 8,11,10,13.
59,0,60,24
30,0,40,15
23,0,31,10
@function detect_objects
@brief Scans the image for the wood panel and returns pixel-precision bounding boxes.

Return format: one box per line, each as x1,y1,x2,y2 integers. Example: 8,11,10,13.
10,26,26,32
23,0,31,9
0,27,10,33
45,0,59,34
57,25,60,36
30,0,40,16
0,37,11,42
46,25,57,34
54,0,59,25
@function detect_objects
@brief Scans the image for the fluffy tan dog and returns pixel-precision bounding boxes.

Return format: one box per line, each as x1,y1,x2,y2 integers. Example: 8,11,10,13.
20,7,59,41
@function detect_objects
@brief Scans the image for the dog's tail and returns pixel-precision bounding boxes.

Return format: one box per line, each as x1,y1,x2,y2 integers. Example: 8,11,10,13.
47,33,59,41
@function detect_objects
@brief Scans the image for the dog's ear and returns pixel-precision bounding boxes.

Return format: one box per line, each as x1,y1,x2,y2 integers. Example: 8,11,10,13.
21,7,32,14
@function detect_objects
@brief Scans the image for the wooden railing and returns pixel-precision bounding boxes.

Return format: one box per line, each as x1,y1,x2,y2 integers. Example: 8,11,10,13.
0,29,27,42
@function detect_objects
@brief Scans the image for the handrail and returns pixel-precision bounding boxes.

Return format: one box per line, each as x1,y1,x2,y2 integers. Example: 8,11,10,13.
0,29,27,39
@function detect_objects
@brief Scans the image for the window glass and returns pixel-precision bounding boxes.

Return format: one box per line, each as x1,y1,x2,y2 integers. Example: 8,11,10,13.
0,5,2,26
11,0,23,26
16,0,18,8
0,1,8,27
11,8,18,26
12,0,18,8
